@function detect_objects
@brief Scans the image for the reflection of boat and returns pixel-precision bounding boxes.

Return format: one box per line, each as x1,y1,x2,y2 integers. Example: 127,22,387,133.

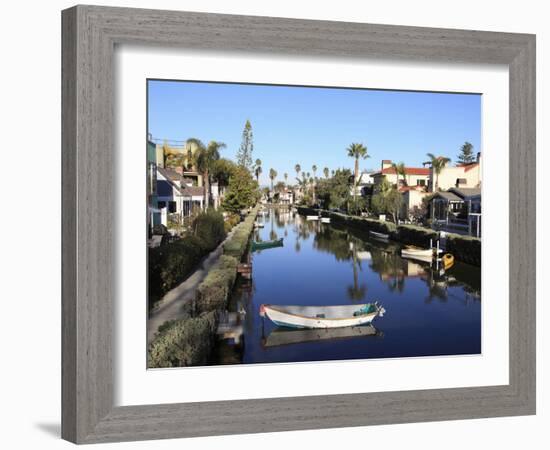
259,303,385,329
321,217,331,223
251,238,283,251
356,251,371,260
370,231,389,241
306,215,320,221
262,324,381,347
442,253,454,270
254,222,264,228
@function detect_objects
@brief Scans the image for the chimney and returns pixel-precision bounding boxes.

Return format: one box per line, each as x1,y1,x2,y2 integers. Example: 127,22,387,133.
381,160,392,170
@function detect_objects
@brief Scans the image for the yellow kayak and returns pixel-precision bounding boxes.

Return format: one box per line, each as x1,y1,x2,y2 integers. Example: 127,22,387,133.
442,253,454,270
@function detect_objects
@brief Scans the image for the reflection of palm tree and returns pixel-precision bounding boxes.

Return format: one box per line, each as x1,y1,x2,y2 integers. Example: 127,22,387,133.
347,245,367,301
295,240,301,253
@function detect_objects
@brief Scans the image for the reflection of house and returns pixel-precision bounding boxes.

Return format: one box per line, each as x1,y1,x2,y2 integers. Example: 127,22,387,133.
156,167,205,224
371,160,430,189
427,153,482,191
429,187,482,237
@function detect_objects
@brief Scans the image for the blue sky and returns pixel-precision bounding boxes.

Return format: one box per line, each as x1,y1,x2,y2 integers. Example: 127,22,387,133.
148,80,481,186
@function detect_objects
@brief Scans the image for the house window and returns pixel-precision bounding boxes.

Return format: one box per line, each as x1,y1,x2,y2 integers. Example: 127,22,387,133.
157,201,166,209
417,179,426,186
456,178,467,186
168,201,177,213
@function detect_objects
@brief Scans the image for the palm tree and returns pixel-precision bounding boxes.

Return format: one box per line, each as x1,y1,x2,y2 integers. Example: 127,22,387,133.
254,159,262,183
295,164,301,179
284,173,288,184
323,167,329,179
312,165,317,179
347,142,370,205
187,138,225,209
426,153,451,192
269,168,278,192
391,161,407,187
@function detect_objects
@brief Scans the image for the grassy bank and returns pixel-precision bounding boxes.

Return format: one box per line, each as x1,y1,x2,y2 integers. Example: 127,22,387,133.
297,206,480,266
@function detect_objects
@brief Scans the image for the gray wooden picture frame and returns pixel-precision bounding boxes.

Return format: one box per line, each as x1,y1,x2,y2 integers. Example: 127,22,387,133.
62,5,536,444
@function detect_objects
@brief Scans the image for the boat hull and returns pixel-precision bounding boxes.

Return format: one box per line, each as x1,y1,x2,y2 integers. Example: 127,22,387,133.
261,304,381,329
251,238,283,251
306,215,320,221
370,231,389,241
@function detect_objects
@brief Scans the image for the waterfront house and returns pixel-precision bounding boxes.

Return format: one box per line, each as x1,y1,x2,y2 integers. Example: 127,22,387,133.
156,167,205,225
429,187,482,237
147,137,161,231
352,170,375,197
153,139,204,188
370,160,431,190
426,153,482,192
399,186,429,221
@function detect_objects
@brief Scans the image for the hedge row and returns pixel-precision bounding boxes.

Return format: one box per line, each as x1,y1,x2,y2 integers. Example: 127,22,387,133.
148,211,226,307
147,311,218,368
396,224,439,248
195,255,239,314
445,233,481,266
296,207,480,265
222,206,259,260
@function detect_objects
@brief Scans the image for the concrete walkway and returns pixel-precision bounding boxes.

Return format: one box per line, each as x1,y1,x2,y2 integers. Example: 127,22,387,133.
147,225,241,346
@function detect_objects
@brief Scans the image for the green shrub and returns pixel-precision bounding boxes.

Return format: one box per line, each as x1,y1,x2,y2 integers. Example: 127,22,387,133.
152,223,168,235
148,235,208,307
192,209,226,250
396,224,438,247
224,213,241,233
195,255,239,313
147,312,218,368
446,233,481,266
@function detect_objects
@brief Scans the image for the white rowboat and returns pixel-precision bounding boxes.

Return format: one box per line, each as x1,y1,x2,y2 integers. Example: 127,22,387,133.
306,215,320,221
369,231,389,241
260,303,385,329
321,217,331,223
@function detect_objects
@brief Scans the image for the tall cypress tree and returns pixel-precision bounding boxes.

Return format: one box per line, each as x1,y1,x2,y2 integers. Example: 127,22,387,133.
236,120,254,171
457,141,475,164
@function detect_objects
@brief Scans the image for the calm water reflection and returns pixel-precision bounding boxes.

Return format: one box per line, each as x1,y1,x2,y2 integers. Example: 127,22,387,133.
213,208,481,365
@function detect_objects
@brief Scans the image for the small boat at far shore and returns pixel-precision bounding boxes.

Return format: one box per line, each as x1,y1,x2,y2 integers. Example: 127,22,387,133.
253,222,265,228
251,237,283,251
260,302,385,329
306,215,320,221
321,217,331,223
369,230,389,242
442,253,454,270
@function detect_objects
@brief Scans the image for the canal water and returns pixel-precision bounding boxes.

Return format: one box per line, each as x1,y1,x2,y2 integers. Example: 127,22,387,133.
212,208,481,365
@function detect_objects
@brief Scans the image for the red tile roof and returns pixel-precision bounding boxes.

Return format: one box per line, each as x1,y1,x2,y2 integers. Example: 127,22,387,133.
372,167,430,176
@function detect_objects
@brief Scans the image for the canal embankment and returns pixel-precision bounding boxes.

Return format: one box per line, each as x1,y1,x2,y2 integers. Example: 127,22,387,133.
147,204,260,367
297,206,481,266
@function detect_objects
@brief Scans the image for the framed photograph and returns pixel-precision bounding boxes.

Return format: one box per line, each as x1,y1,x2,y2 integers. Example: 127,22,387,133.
62,5,536,444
